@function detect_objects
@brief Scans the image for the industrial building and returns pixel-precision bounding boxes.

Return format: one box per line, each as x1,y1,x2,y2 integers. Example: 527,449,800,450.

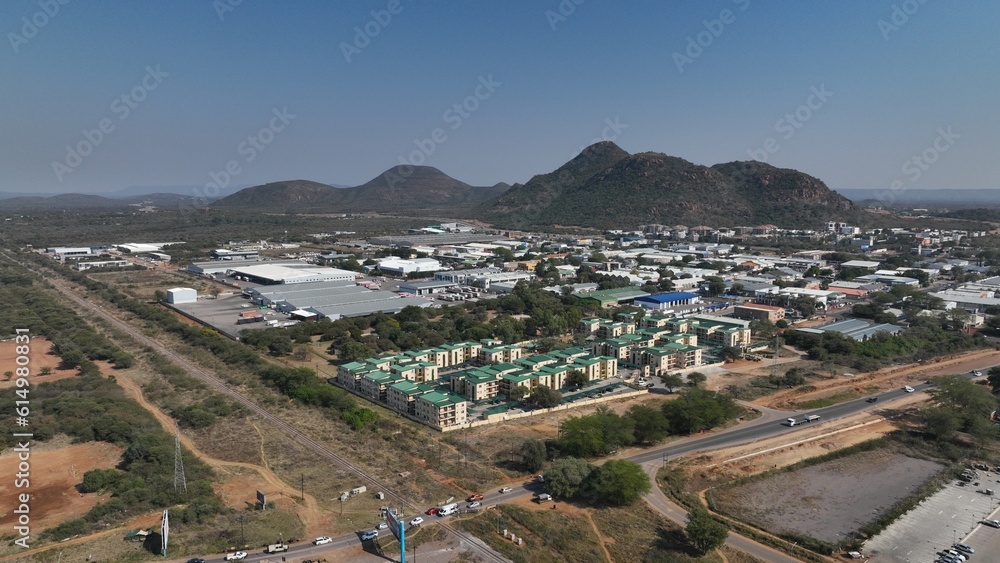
375,257,443,276
633,292,701,311
73,260,130,271
188,259,303,276
47,247,99,260
246,281,431,320
397,279,458,295
166,288,198,304
575,287,651,308
796,319,905,341
369,233,508,248
211,249,260,260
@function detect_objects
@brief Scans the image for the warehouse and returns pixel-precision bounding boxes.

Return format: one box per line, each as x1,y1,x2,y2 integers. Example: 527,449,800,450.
633,292,701,311
247,282,431,320
188,259,303,276
398,279,458,295
166,288,198,304
223,263,357,285
375,257,443,276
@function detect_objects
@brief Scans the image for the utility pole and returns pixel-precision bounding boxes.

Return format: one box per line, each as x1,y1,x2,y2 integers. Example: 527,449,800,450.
240,514,245,546
300,474,305,501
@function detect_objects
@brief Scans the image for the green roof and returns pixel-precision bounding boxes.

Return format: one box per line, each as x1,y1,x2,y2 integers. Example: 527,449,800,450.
465,371,500,385
419,391,466,407
389,380,432,396
339,361,367,371
502,372,535,383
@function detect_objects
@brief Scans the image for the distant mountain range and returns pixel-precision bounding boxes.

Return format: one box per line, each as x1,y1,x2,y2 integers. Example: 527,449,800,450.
836,188,1000,207
4,144,996,226
210,166,509,213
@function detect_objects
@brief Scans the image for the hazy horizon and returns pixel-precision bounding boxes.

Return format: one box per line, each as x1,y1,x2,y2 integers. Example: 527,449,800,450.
3,1,998,196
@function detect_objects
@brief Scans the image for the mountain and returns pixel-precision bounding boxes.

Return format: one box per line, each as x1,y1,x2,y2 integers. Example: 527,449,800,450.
0,193,127,210
212,166,508,212
478,143,864,229
208,180,337,210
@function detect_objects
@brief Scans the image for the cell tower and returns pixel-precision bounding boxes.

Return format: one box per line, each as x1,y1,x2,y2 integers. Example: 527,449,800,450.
174,429,187,495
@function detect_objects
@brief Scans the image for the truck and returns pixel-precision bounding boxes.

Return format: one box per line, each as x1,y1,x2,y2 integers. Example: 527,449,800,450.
802,415,821,423
265,543,289,554
785,417,797,427
438,502,459,516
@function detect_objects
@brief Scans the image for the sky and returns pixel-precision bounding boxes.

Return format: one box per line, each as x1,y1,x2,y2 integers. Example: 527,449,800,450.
2,0,998,196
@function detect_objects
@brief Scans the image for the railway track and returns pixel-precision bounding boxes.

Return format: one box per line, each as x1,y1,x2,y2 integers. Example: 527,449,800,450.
9,253,509,563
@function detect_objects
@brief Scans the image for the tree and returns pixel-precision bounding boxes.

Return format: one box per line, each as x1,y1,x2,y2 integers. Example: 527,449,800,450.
291,346,311,362
528,385,562,408
207,285,221,299
923,407,961,441
628,405,669,444
585,459,650,506
338,341,376,363
782,367,806,387
704,276,726,297
718,346,742,362
521,439,547,473
153,289,166,302
685,507,728,555
987,366,1000,393
566,370,588,389
659,373,684,393
509,385,529,400
546,457,595,500
686,371,706,387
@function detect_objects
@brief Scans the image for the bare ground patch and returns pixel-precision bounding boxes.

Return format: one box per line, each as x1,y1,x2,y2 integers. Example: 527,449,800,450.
711,449,943,544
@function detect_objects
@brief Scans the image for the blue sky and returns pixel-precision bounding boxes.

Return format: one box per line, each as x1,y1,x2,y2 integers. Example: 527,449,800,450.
2,0,997,195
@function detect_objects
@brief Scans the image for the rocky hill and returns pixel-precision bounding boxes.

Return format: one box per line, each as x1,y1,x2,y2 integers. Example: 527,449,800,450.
478,143,863,229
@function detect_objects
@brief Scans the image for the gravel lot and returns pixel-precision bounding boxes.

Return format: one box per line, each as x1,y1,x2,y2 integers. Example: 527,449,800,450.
713,449,944,545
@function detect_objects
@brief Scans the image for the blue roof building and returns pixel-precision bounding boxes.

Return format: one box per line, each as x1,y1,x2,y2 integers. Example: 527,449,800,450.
634,292,701,311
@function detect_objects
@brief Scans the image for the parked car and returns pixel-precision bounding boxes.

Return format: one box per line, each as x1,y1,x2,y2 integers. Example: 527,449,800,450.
981,518,1000,528
410,517,424,526
225,553,247,561
314,536,333,545
955,543,975,554
499,487,513,494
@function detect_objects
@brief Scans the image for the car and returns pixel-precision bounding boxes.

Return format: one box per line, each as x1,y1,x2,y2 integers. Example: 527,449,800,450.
376,522,388,530
981,519,1000,528
225,553,247,561
903,385,915,393
866,396,878,403
314,536,333,545
361,530,379,541
467,501,482,509
467,494,484,502
499,487,513,494
956,543,975,554
536,474,545,483
426,507,439,515
972,370,983,376
186,559,206,563
409,517,424,526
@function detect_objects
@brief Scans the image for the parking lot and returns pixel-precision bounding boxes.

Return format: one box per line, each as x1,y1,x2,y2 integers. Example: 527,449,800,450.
865,477,1000,562
168,291,295,339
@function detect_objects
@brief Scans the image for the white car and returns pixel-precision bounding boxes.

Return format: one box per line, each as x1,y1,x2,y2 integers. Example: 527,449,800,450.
467,501,481,509
409,516,424,526
903,385,915,393
972,370,983,377
314,536,333,545
499,487,513,494
225,553,247,561
376,522,388,530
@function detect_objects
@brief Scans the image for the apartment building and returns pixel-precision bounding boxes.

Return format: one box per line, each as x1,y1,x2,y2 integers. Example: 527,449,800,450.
415,391,468,428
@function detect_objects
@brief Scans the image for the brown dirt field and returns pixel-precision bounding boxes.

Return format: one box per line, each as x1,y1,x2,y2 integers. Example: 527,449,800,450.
0,338,77,388
0,439,123,532
113,372,329,536
712,449,943,544
758,348,1000,409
